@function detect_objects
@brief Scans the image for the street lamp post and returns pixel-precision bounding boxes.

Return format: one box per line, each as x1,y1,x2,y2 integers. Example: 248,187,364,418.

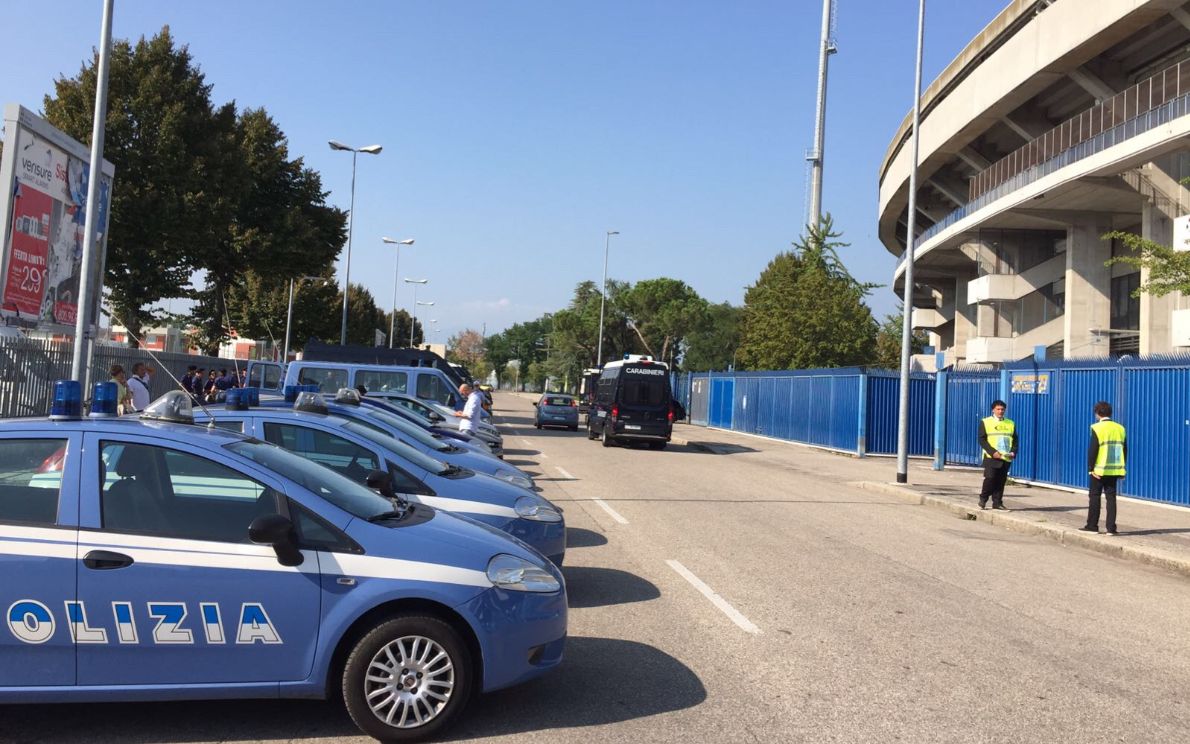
382,237,415,348
413,301,435,347
428,319,439,341
283,276,329,362
896,0,927,484
404,278,429,345
596,230,619,367
329,140,382,346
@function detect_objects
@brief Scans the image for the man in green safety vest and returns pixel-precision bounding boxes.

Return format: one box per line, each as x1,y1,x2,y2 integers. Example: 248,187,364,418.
1081,401,1126,536
978,399,1016,510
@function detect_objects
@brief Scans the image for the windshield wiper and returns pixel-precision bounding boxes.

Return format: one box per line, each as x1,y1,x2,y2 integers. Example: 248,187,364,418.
440,464,464,476
366,509,407,523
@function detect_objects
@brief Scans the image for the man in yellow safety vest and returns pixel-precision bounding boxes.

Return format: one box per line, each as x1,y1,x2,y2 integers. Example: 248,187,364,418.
1080,401,1126,536
978,399,1016,510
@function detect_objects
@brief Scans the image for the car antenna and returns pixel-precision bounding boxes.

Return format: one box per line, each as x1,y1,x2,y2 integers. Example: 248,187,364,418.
102,308,219,429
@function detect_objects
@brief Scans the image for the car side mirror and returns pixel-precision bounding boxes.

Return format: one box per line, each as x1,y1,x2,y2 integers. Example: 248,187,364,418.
366,469,396,499
429,412,443,422
248,514,304,567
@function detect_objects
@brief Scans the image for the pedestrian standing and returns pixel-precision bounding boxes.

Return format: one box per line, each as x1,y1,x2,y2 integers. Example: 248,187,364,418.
191,368,207,399
180,365,197,395
451,383,484,439
109,365,131,415
978,399,1016,510
1081,401,1126,536
126,362,153,412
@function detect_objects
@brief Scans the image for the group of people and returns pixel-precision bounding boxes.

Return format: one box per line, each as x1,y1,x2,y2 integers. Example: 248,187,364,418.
978,399,1127,535
108,362,154,415
180,365,247,403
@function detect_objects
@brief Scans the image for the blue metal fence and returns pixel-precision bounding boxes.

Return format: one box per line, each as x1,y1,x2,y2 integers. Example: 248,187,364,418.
937,358,1190,506
676,368,934,456
678,357,1190,507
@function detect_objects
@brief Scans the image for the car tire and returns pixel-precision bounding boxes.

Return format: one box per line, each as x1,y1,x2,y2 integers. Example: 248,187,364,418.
534,422,541,429
587,420,597,440
569,425,578,432
342,615,472,742
601,426,614,448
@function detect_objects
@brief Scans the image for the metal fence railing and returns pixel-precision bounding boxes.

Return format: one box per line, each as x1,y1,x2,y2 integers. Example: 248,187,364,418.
0,337,234,418
903,86,1190,262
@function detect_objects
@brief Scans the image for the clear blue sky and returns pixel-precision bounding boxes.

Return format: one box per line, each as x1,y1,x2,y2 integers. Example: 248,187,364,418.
0,0,1008,342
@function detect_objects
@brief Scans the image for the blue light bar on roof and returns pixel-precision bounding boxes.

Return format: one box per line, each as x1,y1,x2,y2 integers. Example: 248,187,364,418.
50,380,82,420
90,382,118,417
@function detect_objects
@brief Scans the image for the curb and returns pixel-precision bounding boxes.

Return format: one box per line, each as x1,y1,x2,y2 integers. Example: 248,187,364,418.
855,481,1190,580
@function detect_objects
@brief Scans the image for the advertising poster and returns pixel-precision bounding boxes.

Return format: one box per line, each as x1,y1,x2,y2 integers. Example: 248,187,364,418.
0,105,114,333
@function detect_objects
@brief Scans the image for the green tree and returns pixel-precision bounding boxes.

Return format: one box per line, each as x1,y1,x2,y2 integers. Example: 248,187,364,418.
190,107,346,353
737,215,878,370
872,308,928,369
1104,228,1190,296
619,278,709,364
382,309,422,347
332,283,387,347
683,302,742,371
224,272,338,356
44,27,228,341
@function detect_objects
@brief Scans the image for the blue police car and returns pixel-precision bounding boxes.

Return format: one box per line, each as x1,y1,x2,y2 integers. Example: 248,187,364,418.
192,391,566,566
357,394,498,457
0,383,566,741
266,388,531,488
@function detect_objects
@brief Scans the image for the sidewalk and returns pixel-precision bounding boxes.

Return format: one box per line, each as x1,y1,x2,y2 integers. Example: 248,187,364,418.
669,422,1190,579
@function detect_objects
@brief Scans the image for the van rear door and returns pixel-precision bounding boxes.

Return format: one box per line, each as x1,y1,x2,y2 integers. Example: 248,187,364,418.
615,365,671,433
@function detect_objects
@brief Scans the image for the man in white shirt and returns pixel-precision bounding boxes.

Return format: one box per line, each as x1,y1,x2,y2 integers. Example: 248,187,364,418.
126,362,153,412
453,383,484,438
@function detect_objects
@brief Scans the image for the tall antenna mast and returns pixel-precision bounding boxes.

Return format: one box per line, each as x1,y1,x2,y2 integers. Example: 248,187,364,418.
806,0,838,229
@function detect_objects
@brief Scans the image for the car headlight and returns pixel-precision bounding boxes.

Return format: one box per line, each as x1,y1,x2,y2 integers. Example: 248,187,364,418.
487,554,561,592
496,472,534,489
515,494,562,522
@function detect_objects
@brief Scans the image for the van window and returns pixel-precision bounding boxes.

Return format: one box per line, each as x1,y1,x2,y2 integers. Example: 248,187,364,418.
416,374,454,406
249,364,283,390
620,379,667,406
356,370,407,394
297,366,348,392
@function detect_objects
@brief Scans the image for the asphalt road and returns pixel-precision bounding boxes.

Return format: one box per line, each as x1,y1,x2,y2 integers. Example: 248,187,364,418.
8,393,1190,743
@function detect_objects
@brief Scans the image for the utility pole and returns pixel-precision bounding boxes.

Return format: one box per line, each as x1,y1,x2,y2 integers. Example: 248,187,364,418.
806,0,837,228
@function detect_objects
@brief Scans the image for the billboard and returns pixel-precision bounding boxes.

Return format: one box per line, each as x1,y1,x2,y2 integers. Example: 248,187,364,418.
0,104,114,333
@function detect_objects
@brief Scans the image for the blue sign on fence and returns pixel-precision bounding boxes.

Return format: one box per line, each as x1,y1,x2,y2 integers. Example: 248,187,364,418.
1010,372,1050,395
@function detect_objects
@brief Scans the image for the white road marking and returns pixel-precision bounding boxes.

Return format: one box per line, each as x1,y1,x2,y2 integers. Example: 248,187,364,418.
592,498,628,525
556,466,575,480
666,559,761,635
520,438,534,447
540,452,550,458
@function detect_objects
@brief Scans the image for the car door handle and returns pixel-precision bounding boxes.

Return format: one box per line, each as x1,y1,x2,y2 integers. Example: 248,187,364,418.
82,550,134,570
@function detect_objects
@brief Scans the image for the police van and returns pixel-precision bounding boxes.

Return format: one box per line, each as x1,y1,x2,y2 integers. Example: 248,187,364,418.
586,355,673,449
0,382,566,741
248,360,467,412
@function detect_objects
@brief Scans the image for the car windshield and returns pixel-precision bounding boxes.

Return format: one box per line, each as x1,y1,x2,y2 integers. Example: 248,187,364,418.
360,408,451,452
342,421,451,475
224,440,392,519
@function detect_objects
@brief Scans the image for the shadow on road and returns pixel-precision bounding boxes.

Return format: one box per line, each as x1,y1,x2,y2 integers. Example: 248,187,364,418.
682,441,759,455
3,698,356,742
448,636,706,740
502,448,540,457
5,638,704,743
566,526,609,548
562,566,661,608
